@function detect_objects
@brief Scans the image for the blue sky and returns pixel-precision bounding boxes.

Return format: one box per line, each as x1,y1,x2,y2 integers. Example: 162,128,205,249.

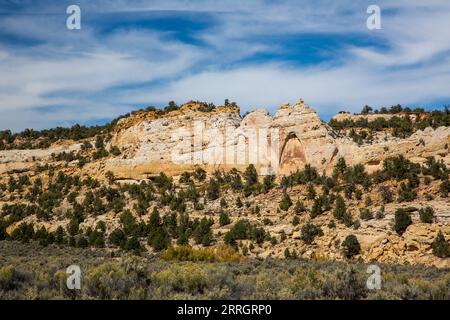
1,0,450,131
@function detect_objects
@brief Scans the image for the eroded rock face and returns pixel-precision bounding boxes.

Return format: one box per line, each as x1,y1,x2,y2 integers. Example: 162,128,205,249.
332,112,420,123
104,99,340,178
103,99,450,179
106,103,243,179
271,100,337,174
0,99,449,180
0,143,82,175
335,126,450,173
279,134,307,175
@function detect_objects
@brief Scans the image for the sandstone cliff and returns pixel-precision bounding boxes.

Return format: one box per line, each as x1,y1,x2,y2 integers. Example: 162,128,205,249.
101,99,450,180
1,100,448,181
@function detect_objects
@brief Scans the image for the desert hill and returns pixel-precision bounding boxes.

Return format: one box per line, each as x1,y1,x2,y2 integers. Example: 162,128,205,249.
0,100,449,268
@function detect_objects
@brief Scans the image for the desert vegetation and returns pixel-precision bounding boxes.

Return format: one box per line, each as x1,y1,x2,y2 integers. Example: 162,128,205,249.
0,102,449,300
0,241,449,300
0,154,448,261
329,105,450,143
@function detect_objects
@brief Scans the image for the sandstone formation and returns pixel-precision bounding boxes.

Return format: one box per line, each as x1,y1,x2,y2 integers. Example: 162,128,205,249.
100,99,450,179
0,99,449,268
1,99,448,180
332,111,420,123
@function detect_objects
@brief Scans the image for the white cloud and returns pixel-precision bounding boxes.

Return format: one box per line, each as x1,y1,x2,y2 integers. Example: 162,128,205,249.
121,57,450,115
1,0,450,130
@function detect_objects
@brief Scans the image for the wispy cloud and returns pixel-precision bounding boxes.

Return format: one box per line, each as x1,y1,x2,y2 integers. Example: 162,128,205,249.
0,0,450,130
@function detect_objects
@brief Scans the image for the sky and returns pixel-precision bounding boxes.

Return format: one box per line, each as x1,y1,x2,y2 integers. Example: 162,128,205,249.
1,0,450,131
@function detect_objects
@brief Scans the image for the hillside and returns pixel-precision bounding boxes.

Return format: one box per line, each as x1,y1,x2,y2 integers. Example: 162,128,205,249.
0,100,449,270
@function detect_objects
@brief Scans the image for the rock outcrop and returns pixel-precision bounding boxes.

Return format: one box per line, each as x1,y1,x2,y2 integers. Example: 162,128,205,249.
0,99,449,268
331,111,420,123
103,99,339,179
102,99,449,179
1,99,449,180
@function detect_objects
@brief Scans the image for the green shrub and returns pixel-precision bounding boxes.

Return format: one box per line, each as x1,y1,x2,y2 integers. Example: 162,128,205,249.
359,208,373,221
161,245,241,262
333,195,347,221
224,220,266,245
439,178,450,197
394,209,412,235
219,211,231,226
235,197,243,208
398,182,417,202
0,265,29,291
279,192,292,211
306,184,316,200
148,227,171,251
294,200,306,213
206,178,220,200
419,207,434,224
84,263,129,299
300,222,323,244
342,235,361,258
152,262,208,295
432,231,449,258
109,146,121,156
193,167,206,182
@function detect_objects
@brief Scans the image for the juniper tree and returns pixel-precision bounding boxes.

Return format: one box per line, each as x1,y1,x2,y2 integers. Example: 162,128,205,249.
262,175,276,192
207,178,220,200
342,234,361,258
306,183,316,200
284,248,291,259
279,192,292,211
359,208,373,221
148,227,170,251
333,195,347,221
109,228,126,248
193,217,213,246
333,157,347,179
300,222,323,245
244,164,258,186
77,236,89,248
124,236,142,255
394,209,412,235
54,226,66,245
219,210,231,226
432,231,450,258
294,199,306,214
419,207,434,224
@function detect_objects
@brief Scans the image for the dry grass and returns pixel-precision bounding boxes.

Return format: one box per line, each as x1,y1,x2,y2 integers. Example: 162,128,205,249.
0,241,449,300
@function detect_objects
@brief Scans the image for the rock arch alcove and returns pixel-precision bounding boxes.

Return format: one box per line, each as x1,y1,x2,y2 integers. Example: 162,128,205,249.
279,132,307,175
